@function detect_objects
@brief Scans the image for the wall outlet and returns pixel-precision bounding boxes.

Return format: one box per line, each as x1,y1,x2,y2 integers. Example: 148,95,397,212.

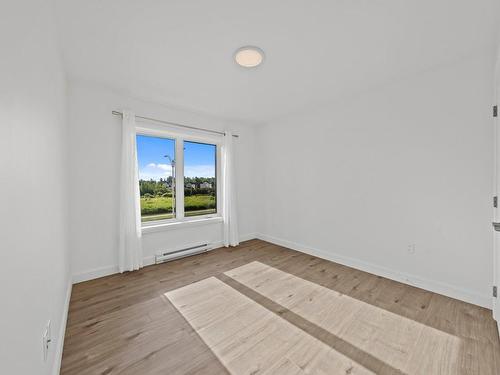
42,320,51,362
407,244,416,254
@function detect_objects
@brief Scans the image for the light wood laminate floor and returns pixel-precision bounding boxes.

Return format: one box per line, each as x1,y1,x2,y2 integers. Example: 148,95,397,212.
61,239,500,375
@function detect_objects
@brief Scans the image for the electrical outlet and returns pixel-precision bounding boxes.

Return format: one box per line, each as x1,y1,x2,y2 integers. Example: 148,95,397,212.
407,244,416,254
42,320,51,362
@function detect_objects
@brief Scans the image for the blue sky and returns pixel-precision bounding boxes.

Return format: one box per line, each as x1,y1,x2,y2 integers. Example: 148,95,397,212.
136,135,216,180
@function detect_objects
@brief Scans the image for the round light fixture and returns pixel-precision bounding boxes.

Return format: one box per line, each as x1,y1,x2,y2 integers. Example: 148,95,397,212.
234,46,264,68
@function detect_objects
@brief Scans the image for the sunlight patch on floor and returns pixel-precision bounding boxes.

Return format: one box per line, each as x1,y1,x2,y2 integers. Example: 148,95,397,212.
224,261,461,374
165,276,374,375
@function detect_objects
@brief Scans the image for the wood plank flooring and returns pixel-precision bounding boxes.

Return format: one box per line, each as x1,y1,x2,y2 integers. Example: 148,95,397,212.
61,239,500,375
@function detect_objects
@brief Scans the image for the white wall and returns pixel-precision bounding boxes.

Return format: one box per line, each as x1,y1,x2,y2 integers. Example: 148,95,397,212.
68,82,258,281
258,54,495,307
0,1,70,374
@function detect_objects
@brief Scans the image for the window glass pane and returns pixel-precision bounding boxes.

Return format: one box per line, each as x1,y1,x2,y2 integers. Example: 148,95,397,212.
184,141,217,217
136,135,176,222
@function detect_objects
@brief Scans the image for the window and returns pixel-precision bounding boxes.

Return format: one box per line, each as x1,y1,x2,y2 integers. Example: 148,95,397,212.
184,141,217,217
136,131,220,225
137,135,176,223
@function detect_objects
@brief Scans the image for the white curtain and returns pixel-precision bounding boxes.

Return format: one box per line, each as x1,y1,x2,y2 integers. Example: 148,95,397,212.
118,110,143,272
222,131,239,247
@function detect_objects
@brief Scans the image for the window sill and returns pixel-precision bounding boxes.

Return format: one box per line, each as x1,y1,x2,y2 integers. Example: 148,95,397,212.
142,216,223,234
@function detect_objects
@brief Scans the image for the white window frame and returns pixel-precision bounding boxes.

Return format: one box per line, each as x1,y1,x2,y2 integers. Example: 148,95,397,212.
136,126,222,230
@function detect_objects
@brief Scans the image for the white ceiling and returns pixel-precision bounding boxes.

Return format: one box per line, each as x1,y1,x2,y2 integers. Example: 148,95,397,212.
55,0,500,123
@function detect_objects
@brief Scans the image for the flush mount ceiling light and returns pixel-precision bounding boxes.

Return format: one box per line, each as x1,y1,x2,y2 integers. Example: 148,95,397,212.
234,46,264,68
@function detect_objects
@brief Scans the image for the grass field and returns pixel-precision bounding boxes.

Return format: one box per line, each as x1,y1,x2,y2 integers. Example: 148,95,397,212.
140,195,216,222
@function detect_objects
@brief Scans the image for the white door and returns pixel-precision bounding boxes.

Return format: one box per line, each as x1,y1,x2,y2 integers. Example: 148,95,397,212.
494,57,500,323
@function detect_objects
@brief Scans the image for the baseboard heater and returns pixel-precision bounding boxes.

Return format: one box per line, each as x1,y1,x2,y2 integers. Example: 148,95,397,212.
155,243,212,264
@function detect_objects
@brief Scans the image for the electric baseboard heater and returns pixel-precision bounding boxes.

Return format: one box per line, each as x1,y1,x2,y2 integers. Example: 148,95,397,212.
155,243,212,264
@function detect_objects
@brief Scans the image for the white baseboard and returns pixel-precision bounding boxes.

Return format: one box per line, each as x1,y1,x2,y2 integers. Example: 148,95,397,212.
212,240,224,249
257,233,491,309
72,256,158,283
73,264,119,284
72,234,255,284
239,232,258,242
143,255,156,267
52,278,72,375
72,232,491,308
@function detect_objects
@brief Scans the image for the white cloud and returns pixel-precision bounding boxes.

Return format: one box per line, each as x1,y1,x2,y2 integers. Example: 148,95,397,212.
140,163,173,181
139,163,215,180
184,164,215,178
147,163,171,170
156,163,171,171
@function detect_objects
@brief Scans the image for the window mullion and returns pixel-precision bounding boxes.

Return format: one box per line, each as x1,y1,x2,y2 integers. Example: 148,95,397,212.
175,138,185,219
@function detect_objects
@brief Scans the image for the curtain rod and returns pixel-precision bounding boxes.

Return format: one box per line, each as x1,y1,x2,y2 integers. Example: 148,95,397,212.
112,111,239,138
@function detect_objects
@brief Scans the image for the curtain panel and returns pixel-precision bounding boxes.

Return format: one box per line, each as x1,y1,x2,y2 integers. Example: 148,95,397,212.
118,110,143,272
